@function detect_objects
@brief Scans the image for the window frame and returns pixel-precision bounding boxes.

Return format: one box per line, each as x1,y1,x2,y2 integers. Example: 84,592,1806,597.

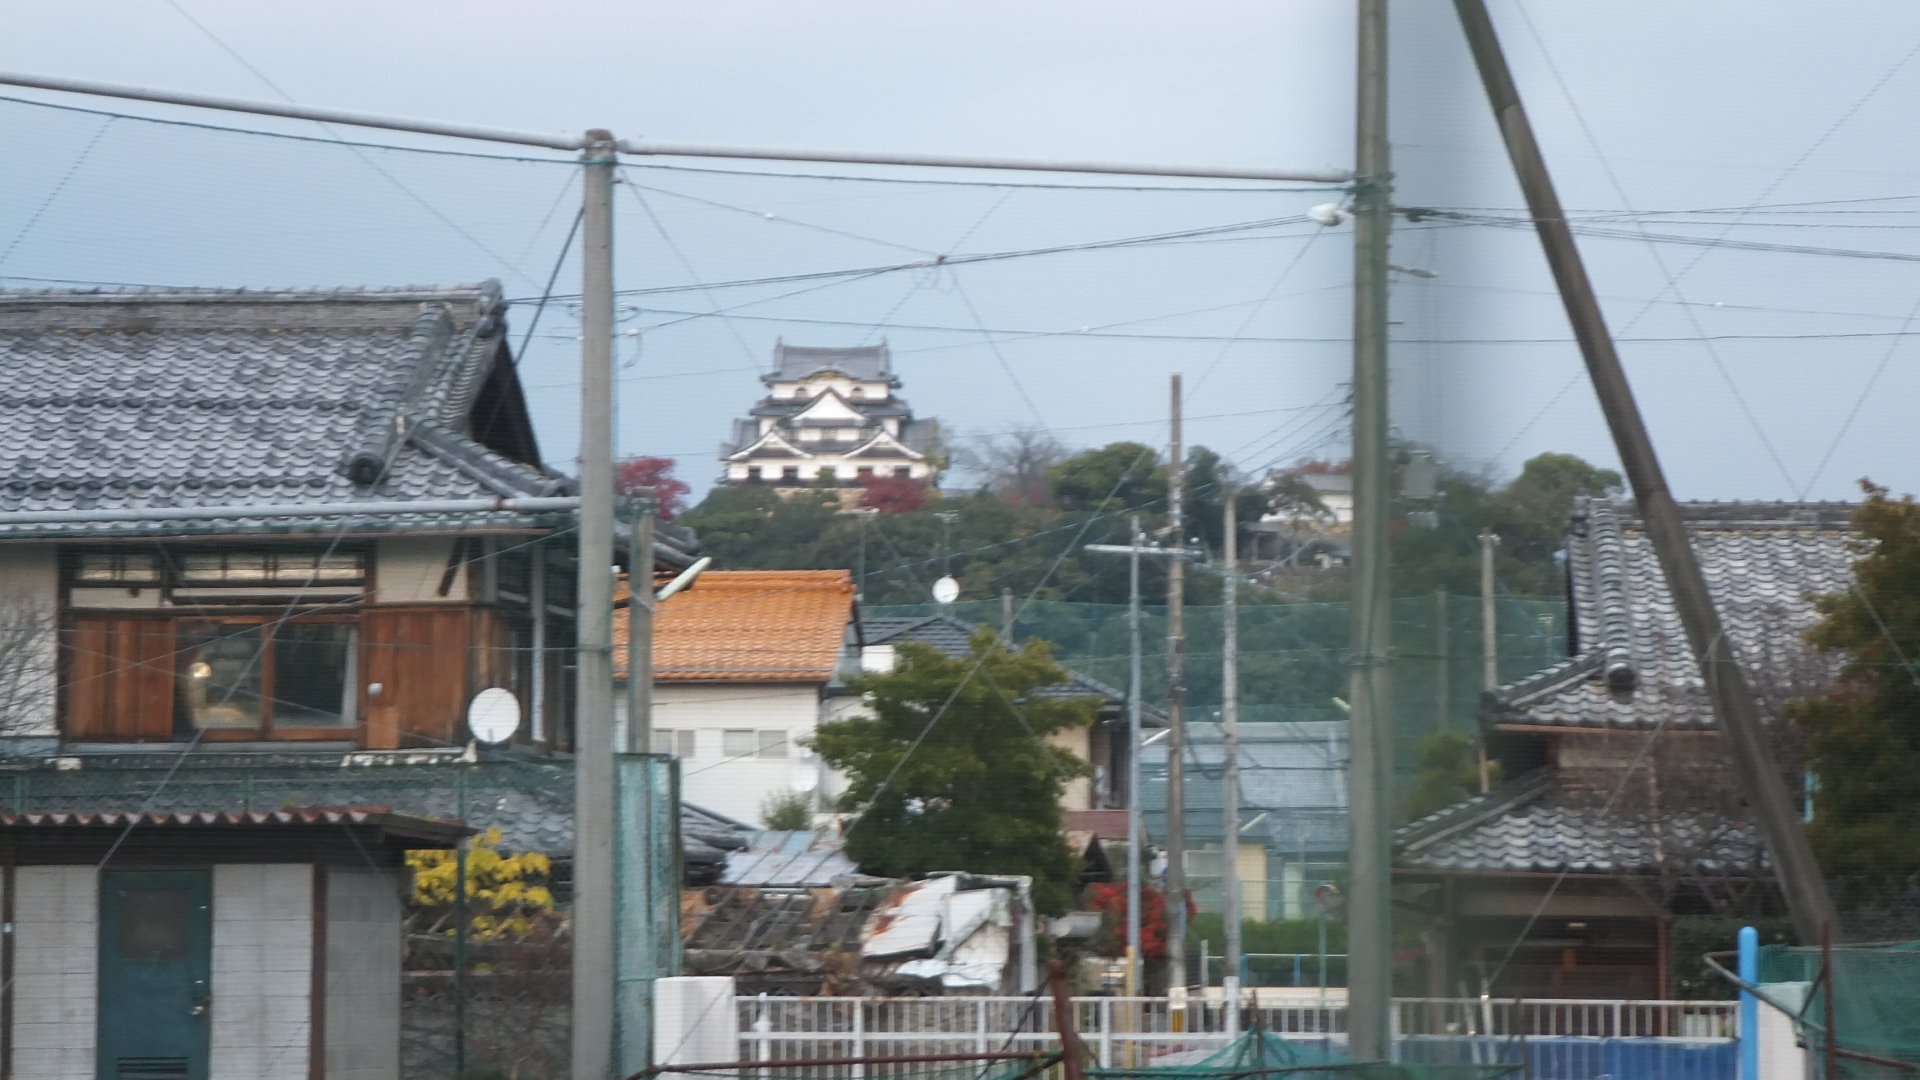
176,613,359,742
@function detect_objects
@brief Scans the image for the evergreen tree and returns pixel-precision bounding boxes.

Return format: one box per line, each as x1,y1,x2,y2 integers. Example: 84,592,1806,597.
808,629,1096,913
1785,483,1920,904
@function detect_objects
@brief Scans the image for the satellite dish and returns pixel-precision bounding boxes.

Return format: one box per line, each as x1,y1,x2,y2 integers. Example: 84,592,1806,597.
932,576,960,604
467,687,521,744
789,764,820,793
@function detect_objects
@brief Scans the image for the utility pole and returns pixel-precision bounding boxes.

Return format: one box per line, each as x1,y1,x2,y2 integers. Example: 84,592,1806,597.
1087,529,1193,997
1449,0,1837,942
1346,0,1395,1062
1127,521,1144,997
628,505,655,754
1221,481,1242,1036
1002,587,1015,645
1165,373,1190,1015
572,129,618,1080
1479,529,1498,793
1435,587,1450,731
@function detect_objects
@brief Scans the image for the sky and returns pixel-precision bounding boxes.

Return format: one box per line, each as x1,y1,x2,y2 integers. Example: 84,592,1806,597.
4,1,1920,503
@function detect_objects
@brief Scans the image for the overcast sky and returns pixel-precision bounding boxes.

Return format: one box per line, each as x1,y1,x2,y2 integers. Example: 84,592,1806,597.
5,1,1920,503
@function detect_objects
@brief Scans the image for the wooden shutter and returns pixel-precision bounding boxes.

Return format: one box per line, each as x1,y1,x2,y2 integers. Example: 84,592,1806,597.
64,616,175,741
360,607,472,749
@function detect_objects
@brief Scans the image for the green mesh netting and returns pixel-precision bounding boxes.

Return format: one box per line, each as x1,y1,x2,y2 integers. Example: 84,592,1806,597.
1085,1029,1519,1080
869,595,1568,768
661,1057,1058,1080
1755,942,1920,1073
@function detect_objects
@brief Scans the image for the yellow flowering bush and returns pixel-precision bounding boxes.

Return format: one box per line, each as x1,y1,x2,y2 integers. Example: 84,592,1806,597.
407,827,556,940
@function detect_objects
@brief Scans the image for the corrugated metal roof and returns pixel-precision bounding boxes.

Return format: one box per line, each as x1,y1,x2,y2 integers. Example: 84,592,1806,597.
722,829,860,886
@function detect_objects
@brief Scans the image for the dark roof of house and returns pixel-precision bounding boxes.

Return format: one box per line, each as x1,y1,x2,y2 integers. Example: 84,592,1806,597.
0,283,601,541
860,613,1161,721
1395,768,1761,876
7,751,747,872
0,805,467,840
1140,721,1348,853
764,340,897,386
1483,499,1854,731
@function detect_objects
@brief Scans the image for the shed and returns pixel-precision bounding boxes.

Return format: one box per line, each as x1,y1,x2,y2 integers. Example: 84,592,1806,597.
0,806,464,1080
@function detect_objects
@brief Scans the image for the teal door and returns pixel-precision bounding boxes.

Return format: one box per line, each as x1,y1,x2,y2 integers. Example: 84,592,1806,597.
99,870,212,1080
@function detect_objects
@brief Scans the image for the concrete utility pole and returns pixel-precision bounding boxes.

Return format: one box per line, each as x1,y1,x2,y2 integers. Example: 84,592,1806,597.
572,129,618,1080
1435,587,1450,731
1165,374,1190,1012
1087,524,1192,997
1221,483,1243,1036
1127,521,1144,995
1345,0,1396,1062
628,506,655,754
1479,530,1498,792
1449,0,1837,942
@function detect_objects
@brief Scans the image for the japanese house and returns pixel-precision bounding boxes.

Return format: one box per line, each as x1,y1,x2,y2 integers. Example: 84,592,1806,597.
615,569,862,824
1397,499,1851,999
0,283,695,758
0,806,463,1080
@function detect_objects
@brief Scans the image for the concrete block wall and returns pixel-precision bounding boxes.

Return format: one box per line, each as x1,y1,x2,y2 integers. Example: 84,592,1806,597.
325,868,403,1080
211,864,313,1080
12,866,97,1080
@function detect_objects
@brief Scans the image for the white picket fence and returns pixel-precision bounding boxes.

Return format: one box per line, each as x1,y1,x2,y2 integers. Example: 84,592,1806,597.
734,996,1740,1070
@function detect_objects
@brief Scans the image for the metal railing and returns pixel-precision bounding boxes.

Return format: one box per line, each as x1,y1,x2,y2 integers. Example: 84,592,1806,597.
736,996,1740,1073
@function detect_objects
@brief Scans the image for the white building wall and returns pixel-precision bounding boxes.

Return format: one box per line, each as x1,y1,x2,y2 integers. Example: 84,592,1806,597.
325,868,403,1080
211,864,312,1080
13,866,97,1080
373,537,464,603
0,545,60,739
647,683,832,823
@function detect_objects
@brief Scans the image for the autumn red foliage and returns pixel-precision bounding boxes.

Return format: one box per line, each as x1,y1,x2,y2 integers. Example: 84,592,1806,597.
858,475,930,514
1085,882,1195,962
613,456,692,521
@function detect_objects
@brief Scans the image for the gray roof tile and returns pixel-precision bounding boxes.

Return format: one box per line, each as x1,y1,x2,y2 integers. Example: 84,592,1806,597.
1484,499,1854,731
0,283,577,536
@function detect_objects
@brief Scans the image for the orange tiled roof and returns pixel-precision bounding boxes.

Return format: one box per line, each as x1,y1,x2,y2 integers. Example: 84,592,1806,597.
616,569,855,683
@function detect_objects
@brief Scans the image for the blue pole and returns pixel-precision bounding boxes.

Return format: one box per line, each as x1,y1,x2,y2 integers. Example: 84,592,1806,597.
1740,926,1759,1080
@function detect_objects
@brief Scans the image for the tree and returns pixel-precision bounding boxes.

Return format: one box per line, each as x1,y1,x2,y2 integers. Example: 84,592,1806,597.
760,791,815,831
808,630,1096,913
859,474,931,514
957,425,1069,506
1048,442,1166,513
614,456,692,521
1184,446,1270,556
1400,732,1499,822
1390,450,1622,599
1785,483,1920,906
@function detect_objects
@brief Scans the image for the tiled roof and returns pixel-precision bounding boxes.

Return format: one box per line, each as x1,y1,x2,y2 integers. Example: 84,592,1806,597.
1396,769,1761,875
1484,499,1855,731
9,752,748,867
622,570,856,682
0,805,467,844
764,340,897,385
860,613,1158,719
0,283,574,537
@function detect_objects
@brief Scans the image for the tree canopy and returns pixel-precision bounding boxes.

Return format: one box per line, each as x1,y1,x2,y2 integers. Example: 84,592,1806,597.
808,630,1096,914
1785,483,1920,904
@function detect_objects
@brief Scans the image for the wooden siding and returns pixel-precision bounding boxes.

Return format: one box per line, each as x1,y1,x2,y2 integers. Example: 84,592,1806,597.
360,607,475,750
63,616,175,741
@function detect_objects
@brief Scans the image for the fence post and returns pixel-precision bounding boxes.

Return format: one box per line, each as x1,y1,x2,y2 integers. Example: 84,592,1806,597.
977,997,988,1056
853,996,866,1080
1738,926,1759,1080
755,992,769,1063
1101,998,1113,1069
